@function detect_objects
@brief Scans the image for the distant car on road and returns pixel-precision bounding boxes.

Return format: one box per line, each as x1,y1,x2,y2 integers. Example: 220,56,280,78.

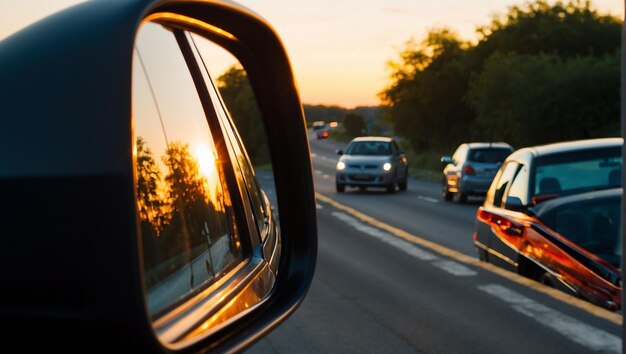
312,120,327,131
316,129,329,139
442,142,514,203
335,137,409,193
473,138,623,310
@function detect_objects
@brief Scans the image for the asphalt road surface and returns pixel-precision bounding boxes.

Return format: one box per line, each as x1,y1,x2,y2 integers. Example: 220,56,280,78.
247,131,623,354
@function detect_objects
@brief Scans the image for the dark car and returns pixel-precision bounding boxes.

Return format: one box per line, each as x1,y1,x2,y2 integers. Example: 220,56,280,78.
0,0,316,351
473,138,623,310
335,137,409,193
442,142,514,203
316,129,330,139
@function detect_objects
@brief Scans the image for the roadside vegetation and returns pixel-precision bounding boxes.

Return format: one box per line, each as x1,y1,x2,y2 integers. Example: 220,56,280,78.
380,0,621,177
216,1,621,181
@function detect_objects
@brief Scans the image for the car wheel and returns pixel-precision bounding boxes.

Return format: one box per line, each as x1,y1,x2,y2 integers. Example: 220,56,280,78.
458,192,468,204
442,179,453,201
336,182,345,193
399,179,407,191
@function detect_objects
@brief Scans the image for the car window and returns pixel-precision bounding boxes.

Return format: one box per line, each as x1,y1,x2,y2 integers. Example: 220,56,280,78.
534,148,622,197
390,141,398,154
346,141,391,156
492,162,521,208
505,164,530,206
541,197,622,267
133,22,243,315
187,32,272,240
468,148,512,163
452,145,467,163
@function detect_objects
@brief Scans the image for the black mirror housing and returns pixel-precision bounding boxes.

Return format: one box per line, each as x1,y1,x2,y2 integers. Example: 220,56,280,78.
0,0,316,351
336,149,344,155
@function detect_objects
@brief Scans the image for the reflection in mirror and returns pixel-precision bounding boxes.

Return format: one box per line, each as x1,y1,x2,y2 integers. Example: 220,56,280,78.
132,18,283,344
133,22,243,315
188,32,278,236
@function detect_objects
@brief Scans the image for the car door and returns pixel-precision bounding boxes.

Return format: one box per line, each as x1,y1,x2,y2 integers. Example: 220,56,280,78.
476,161,523,271
442,145,463,192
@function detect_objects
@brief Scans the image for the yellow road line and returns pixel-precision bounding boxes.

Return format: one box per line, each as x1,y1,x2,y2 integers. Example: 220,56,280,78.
315,192,623,326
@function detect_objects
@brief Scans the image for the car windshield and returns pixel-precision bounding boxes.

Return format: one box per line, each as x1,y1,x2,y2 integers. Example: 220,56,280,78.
468,148,512,163
540,196,622,267
346,141,391,156
533,147,622,197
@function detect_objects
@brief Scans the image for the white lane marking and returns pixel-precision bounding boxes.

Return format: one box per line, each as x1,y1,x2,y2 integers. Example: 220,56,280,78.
479,284,621,353
315,170,322,174
432,260,477,276
332,212,439,261
322,174,331,179
316,203,324,209
417,195,439,204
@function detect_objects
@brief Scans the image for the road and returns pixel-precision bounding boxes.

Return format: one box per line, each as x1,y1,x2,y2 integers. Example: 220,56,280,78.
247,132,622,354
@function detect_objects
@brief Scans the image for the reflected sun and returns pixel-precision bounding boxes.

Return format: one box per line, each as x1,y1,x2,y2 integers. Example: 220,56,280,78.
194,143,218,180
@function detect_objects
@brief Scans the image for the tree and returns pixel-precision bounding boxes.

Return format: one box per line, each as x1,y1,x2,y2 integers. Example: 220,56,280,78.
343,113,366,137
380,0,621,157
468,51,620,148
380,28,473,151
136,137,168,279
217,66,270,166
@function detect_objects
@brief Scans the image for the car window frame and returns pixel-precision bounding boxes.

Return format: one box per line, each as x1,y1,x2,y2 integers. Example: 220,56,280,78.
186,31,271,242
504,162,530,207
491,161,522,208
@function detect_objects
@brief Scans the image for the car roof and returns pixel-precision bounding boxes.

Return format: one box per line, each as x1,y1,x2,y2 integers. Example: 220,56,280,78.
521,137,622,157
533,187,622,217
464,142,513,150
350,136,393,143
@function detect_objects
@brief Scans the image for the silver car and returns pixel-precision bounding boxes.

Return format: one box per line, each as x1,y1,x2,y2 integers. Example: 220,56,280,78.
441,142,514,203
336,137,409,193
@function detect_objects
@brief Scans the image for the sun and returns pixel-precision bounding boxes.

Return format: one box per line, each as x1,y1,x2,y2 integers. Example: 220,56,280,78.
194,143,218,180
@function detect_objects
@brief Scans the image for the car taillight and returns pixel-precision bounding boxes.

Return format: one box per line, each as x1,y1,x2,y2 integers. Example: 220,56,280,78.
476,208,523,236
463,164,475,176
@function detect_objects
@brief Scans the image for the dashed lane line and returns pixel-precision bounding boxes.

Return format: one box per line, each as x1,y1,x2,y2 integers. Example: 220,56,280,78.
417,195,439,204
332,211,475,277
315,192,622,325
480,284,621,353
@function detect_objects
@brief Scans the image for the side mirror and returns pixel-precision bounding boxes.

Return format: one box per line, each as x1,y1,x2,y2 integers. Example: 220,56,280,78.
0,1,316,351
441,155,453,165
505,196,525,211
336,149,344,155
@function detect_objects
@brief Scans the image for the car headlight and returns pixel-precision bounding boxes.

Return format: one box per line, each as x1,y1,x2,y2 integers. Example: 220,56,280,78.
383,162,392,171
337,161,346,170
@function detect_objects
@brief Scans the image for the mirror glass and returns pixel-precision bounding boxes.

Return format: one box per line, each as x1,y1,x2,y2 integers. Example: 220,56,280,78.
133,22,244,315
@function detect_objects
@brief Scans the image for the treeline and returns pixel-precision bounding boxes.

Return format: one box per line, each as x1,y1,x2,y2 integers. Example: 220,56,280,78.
380,0,621,154
304,105,385,124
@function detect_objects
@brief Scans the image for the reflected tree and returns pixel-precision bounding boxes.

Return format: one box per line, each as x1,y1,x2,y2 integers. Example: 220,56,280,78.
136,137,168,279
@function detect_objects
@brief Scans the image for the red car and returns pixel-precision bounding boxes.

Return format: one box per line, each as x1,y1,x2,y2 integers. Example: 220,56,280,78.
473,138,622,310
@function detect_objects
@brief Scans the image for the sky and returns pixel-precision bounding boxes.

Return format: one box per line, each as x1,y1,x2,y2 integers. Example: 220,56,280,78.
1,0,623,107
